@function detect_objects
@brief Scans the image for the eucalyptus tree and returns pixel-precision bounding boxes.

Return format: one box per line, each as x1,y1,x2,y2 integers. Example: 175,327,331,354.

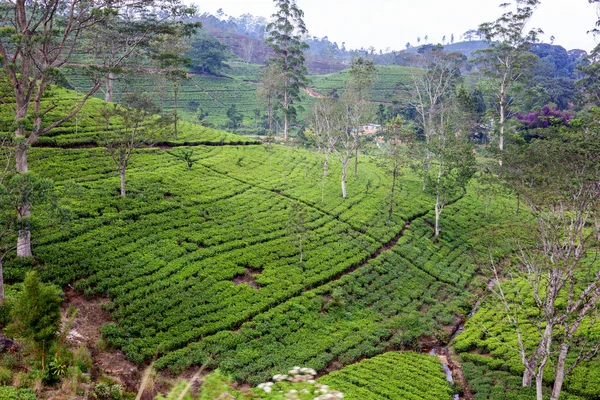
347,57,376,177
101,94,167,197
310,96,361,199
266,0,310,140
258,64,284,134
403,47,464,189
476,0,542,159
0,0,194,257
421,113,475,236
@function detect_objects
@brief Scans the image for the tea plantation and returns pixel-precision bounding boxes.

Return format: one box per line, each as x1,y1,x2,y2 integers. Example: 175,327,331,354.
319,352,454,400
60,63,415,128
453,290,600,400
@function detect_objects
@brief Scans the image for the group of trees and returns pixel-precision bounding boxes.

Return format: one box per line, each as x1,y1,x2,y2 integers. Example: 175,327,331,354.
472,2,600,400
308,57,375,199
0,0,199,308
0,0,599,398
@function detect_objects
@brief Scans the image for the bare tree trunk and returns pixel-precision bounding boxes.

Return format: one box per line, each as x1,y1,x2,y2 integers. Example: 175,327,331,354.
15,141,32,257
535,375,544,400
499,82,506,167
435,192,441,236
523,367,534,387
268,96,273,133
354,136,359,177
283,91,289,140
120,167,126,197
105,72,114,102
341,162,348,199
389,165,397,220
324,150,330,177
551,343,569,400
173,82,179,138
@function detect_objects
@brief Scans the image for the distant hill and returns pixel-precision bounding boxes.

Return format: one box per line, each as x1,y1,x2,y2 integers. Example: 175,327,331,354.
402,40,490,58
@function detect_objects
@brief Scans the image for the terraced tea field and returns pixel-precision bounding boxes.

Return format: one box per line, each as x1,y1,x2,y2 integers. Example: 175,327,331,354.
9,124,510,388
0,86,259,147
319,352,454,400
454,289,600,399
60,63,415,129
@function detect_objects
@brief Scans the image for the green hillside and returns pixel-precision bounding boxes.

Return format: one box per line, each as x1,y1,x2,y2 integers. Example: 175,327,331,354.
0,86,259,147
61,63,415,131
319,352,454,399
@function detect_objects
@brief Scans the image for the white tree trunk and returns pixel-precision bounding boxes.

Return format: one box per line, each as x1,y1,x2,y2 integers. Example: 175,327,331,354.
283,91,289,140
120,167,126,197
435,192,441,236
16,143,32,257
551,343,569,400
341,162,348,199
105,72,114,103
535,375,544,400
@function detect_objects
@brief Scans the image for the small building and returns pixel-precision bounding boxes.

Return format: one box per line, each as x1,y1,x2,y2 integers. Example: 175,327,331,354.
359,124,383,135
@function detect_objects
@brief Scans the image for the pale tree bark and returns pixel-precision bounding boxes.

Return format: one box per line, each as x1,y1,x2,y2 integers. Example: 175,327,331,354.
120,167,127,198
283,91,290,140
341,161,348,199
105,72,115,103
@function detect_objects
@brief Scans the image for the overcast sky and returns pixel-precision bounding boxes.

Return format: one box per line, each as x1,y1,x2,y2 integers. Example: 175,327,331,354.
191,0,599,52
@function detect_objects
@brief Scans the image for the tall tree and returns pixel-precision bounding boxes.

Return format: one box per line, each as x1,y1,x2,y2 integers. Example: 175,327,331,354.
476,0,542,161
258,64,284,134
266,0,310,140
489,126,600,400
380,116,411,220
0,0,193,257
101,93,166,197
150,23,199,138
403,47,464,189
419,113,475,236
310,96,361,199
347,57,376,177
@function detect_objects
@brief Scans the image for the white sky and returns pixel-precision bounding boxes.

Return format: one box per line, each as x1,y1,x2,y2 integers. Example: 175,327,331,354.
192,0,599,52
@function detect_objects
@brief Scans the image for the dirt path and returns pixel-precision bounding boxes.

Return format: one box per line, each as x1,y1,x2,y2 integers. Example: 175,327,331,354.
304,87,326,99
62,288,140,392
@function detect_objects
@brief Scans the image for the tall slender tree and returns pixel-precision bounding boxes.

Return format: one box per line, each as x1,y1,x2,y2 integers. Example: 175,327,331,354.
266,0,309,140
476,0,542,162
347,57,376,177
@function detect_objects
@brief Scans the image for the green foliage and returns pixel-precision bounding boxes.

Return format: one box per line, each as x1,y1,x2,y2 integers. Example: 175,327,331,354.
187,32,230,75
73,344,93,373
0,86,260,147
91,383,123,400
266,0,310,129
6,272,63,368
0,386,36,400
319,352,453,400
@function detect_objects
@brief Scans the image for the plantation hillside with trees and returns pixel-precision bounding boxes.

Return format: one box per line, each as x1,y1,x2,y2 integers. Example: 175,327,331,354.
0,0,599,399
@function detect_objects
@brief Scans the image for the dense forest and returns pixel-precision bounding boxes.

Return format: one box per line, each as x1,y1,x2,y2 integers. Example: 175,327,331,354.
0,0,599,399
